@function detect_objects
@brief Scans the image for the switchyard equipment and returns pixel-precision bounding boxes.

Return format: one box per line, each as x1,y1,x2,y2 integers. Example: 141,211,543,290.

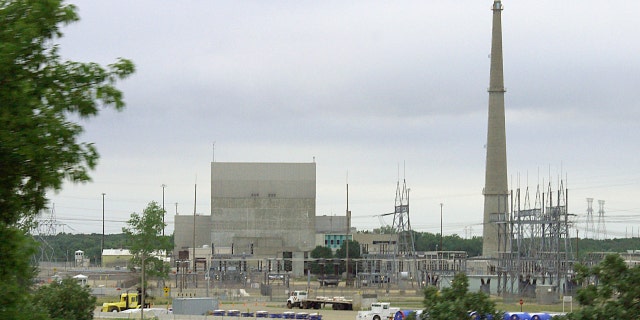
494,180,576,298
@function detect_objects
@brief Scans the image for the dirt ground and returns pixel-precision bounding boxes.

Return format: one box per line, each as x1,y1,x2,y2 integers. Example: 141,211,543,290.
94,304,361,320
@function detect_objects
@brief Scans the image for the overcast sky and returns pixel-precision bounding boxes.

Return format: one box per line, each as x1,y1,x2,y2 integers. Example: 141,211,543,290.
44,1,640,239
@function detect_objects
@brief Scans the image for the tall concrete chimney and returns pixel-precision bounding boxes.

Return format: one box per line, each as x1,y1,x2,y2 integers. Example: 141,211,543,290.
482,0,509,257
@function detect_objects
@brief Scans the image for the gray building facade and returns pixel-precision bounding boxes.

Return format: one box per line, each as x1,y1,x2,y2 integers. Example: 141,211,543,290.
210,162,316,261
174,214,212,257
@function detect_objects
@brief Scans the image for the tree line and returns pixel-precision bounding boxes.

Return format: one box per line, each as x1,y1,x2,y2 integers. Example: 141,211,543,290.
35,232,174,266
35,230,640,265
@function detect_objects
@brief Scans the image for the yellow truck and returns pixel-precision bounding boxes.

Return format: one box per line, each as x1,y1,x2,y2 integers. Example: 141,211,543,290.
101,291,148,312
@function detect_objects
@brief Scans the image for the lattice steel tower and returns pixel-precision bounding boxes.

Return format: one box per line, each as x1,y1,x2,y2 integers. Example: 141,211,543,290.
391,179,415,255
596,200,606,239
34,205,57,264
585,198,595,239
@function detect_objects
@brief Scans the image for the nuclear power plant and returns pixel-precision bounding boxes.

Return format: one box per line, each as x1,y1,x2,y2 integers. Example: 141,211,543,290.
170,0,577,300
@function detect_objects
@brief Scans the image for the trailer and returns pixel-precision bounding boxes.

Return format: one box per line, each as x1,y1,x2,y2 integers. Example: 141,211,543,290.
287,290,354,310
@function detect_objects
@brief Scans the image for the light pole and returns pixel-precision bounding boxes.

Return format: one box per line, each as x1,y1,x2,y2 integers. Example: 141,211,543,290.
161,184,166,236
439,203,443,253
102,193,106,266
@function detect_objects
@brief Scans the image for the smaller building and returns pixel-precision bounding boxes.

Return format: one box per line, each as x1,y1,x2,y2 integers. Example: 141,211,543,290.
316,234,352,251
101,249,132,268
101,249,170,268
353,233,397,255
74,250,89,268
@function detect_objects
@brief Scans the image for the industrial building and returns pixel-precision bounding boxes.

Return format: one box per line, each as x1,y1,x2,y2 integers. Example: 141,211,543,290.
174,162,316,277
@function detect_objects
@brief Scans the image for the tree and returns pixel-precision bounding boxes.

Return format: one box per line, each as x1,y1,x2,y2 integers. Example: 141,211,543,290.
335,239,361,260
372,225,396,234
122,201,173,281
335,240,361,275
33,277,96,320
414,272,501,320
556,254,640,319
309,245,333,275
0,228,46,320
0,1,134,318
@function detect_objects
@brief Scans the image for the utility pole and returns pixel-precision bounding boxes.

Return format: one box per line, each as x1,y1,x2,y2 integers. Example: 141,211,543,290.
161,184,166,236
141,252,145,319
193,183,197,274
101,193,105,266
345,182,351,286
440,203,443,253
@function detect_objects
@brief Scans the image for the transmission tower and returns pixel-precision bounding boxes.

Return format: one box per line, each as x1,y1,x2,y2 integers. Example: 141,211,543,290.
596,200,606,239
391,179,415,255
585,198,595,239
33,205,57,265
32,204,74,265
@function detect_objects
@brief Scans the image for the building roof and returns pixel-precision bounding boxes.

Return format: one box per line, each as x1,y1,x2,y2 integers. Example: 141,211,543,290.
102,248,132,256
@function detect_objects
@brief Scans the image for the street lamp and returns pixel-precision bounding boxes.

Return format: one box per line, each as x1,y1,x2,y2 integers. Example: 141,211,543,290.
102,193,106,266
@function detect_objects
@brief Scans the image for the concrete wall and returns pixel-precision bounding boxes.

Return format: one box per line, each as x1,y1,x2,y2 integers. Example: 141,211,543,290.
211,198,315,255
210,162,316,260
316,215,348,234
174,215,212,257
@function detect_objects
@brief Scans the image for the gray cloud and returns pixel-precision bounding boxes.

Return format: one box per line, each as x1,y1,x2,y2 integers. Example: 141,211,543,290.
46,0,640,238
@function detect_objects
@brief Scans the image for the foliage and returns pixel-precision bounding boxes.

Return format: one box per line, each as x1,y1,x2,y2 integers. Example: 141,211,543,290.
335,239,361,259
310,245,333,259
335,240,361,274
0,0,134,224
0,0,134,319
0,227,45,319
33,277,96,320
309,246,334,275
371,225,396,234
416,272,501,320
413,232,483,257
555,254,640,319
34,232,174,266
122,201,173,279
574,237,640,260
33,231,637,270
358,229,640,259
